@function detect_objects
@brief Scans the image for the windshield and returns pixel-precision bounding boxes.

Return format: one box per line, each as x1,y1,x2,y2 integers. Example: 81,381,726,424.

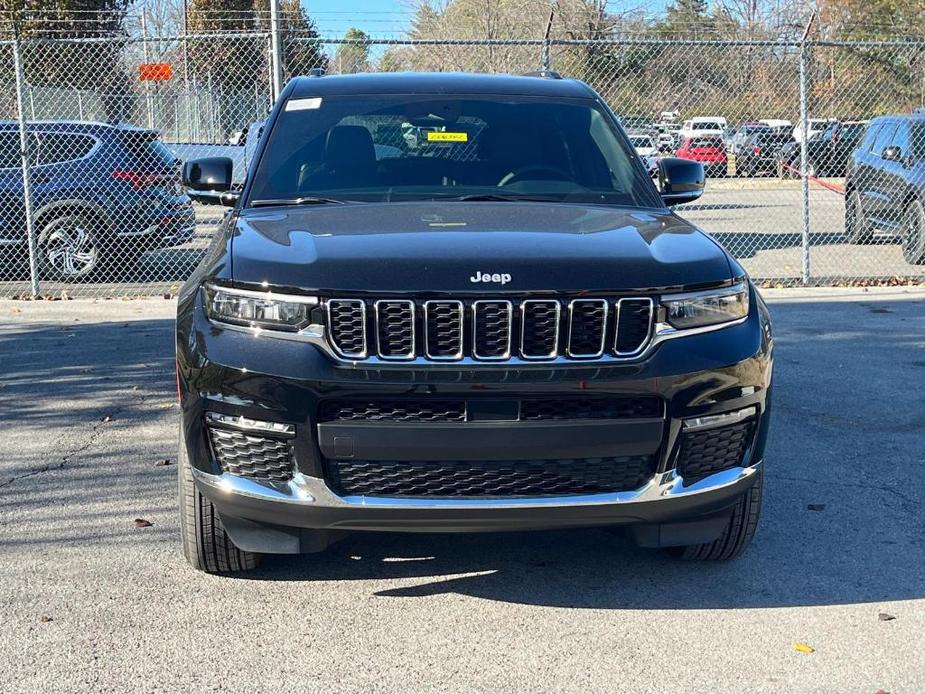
693,122,722,130
246,95,661,207
630,136,654,149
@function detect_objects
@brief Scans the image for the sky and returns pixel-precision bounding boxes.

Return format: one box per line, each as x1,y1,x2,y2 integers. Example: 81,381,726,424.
305,0,418,39
303,0,673,40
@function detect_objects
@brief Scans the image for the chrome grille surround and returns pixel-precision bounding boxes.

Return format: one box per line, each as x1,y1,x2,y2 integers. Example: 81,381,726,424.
614,297,655,357
566,298,609,358
326,299,367,359
423,300,464,360
320,295,661,364
374,299,416,360
520,299,561,359
472,300,513,360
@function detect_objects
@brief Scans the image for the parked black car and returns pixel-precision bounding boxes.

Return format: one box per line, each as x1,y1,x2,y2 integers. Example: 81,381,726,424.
0,121,195,280
176,72,773,574
845,111,925,263
735,131,793,176
806,120,866,178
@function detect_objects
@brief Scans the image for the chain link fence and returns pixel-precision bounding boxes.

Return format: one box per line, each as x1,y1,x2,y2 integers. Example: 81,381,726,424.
0,15,924,298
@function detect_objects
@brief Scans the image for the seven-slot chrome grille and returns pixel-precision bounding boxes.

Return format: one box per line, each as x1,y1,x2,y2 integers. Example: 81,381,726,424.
324,296,654,363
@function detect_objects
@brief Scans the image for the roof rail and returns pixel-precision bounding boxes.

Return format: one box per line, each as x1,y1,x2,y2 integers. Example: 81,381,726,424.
522,69,562,80
308,67,325,77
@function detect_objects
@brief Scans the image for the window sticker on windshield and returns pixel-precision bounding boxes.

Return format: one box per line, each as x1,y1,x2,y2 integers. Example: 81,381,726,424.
285,97,322,111
427,131,468,142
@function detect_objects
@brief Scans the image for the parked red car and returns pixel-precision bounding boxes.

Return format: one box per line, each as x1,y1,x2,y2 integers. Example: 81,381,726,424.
676,135,728,177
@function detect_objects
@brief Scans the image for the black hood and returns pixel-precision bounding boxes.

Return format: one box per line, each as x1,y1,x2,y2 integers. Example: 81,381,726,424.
230,201,733,293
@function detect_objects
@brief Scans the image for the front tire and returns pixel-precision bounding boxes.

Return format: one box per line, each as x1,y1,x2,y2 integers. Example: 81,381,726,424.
902,199,925,265
666,470,763,561
178,429,261,574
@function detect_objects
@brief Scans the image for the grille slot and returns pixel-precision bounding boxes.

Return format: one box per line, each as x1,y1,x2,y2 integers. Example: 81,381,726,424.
472,300,513,360
327,299,367,358
424,300,464,359
375,300,415,359
676,419,756,484
319,400,467,423
615,298,654,356
208,428,293,481
326,456,656,498
521,396,664,420
567,299,608,357
520,300,560,358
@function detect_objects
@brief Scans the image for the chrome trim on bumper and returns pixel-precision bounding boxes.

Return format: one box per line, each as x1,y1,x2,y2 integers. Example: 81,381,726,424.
209,314,747,368
191,461,762,510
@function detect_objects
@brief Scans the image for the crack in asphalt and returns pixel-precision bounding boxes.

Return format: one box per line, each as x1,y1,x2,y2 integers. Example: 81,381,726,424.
0,383,162,490
769,472,919,514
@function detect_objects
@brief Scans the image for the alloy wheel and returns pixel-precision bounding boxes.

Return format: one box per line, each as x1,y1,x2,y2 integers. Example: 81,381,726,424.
44,222,98,279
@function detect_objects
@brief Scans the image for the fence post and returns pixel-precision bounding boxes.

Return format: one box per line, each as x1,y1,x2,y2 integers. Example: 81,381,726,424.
269,0,283,100
12,32,40,298
798,15,815,285
141,12,155,129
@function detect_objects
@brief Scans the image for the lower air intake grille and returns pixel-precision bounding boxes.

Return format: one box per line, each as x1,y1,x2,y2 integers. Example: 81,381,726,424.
676,420,755,484
326,456,656,497
208,428,293,481
319,400,467,423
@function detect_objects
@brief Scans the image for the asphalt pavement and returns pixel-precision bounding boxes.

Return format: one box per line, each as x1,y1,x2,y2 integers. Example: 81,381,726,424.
1,289,924,693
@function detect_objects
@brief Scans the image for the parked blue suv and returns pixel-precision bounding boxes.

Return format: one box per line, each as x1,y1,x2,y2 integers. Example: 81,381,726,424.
845,110,925,265
0,121,196,280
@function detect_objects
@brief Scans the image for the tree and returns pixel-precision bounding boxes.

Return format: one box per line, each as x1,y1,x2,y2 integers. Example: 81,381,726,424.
1,0,133,118
254,0,328,79
332,28,370,74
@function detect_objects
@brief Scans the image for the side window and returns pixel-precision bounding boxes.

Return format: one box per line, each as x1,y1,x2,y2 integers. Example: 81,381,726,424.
0,132,20,169
0,132,40,168
912,124,925,160
860,123,881,153
871,122,896,157
891,121,910,156
35,133,96,165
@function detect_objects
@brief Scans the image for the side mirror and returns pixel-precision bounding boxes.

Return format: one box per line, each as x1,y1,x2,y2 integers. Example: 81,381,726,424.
881,146,903,162
658,157,704,206
182,157,236,205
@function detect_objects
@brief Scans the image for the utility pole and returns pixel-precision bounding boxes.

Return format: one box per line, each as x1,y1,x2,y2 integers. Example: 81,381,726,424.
269,0,283,100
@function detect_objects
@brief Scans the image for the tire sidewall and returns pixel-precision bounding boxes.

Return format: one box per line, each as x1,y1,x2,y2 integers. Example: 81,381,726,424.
902,199,925,265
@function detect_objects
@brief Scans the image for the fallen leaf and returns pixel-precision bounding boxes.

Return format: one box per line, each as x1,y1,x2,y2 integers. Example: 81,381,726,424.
37,615,52,623
878,613,896,621
793,642,815,654
154,459,172,467
807,504,826,511
133,518,153,528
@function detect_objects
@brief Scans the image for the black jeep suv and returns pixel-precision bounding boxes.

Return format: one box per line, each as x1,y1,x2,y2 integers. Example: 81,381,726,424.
177,73,773,574
845,111,925,263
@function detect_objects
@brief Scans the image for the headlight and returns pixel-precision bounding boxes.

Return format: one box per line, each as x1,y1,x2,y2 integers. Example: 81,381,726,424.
204,285,317,331
662,282,749,330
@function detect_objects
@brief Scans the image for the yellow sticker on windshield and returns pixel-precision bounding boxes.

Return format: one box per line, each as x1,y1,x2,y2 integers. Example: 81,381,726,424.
427,131,468,142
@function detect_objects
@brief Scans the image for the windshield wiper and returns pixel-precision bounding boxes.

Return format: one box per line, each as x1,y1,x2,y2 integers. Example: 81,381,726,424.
434,193,560,203
250,196,351,207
